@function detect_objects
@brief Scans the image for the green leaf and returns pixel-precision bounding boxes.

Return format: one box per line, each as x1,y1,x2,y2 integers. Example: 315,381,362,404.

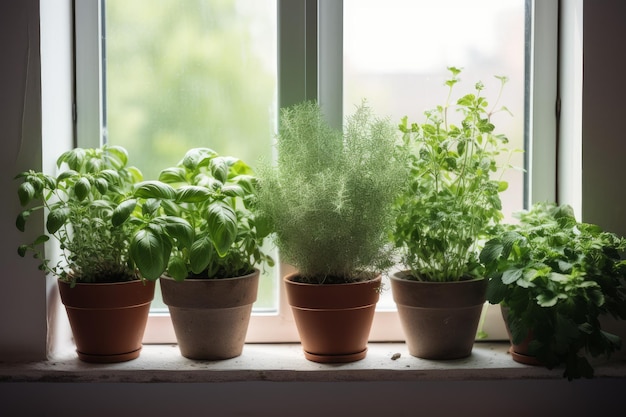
207,201,237,256
163,217,194,250
457,93,475,107
190,235,213,274
229,159,254,176
16,210,30,232
46,207,70,234
486,276,507,304
112,199,137,226
210,157,229,183
175,186,211,203
134,181,176,200
502,268,523,285
74,177,91,201
537,293,559,307
97,169,120,184
234,175,257,194
479,238,503,264
57,148,85,170
17,245,28,257
142,199,161,216
557,260,573,273
57,170,77,183
167,256,188,281
158,167,187,184
221,184,244,197
104,145,129,169
18,182,36,206
182,148,217,171
130,228,171,281
94,178,109,194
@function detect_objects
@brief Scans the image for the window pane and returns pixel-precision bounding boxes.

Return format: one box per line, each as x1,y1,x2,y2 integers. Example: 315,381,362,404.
344,0,526,309
103,0,278,312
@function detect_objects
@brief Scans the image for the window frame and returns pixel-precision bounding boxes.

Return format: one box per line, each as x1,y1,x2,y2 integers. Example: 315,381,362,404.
74,0,559,343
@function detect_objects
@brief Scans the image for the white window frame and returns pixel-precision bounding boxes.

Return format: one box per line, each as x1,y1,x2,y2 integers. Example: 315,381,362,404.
74,0,560,343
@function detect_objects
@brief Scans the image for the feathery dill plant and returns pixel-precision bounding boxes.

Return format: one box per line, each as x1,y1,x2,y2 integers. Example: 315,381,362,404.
257,100,407,284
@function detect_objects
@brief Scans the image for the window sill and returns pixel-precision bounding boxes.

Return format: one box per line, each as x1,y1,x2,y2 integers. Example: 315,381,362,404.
2,342,625,383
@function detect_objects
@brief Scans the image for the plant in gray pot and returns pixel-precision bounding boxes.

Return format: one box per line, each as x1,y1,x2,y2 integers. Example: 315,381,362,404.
256,100,407,363
480,202,626,380
121,147,273,360
16,145,165,363
391,67,516,359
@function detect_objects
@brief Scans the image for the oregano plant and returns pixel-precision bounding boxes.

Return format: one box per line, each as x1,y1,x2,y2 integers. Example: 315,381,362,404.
16,146,147,284
393,67,518,282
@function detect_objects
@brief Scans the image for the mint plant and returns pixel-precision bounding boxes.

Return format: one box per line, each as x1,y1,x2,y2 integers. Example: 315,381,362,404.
393,67,516,282
481,202,626,379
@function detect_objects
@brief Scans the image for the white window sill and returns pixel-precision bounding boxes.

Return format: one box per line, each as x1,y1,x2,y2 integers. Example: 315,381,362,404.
2,342,625,383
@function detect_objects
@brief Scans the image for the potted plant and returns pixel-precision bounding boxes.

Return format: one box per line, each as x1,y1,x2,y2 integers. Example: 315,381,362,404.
390,67,515,359
122,147,273,360
256,100,407,363
480,202,626,380
15,145,159,363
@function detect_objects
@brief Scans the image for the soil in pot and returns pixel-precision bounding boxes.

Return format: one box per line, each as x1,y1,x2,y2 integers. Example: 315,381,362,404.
284,272,381,363
160,269,259,360
390,271,487,360
58,279,155,363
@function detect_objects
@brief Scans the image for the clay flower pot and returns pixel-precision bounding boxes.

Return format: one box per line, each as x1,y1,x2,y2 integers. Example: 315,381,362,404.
390,271,487,359
160,269,259,360
58,279,155,363
500,306,543,366
284,272,381,363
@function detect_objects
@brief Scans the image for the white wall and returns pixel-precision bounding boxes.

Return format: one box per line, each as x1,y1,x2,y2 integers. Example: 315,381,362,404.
0,0,47,361
581,0,626,237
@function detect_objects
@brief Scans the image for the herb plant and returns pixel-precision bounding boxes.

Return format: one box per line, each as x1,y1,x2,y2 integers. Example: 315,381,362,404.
480,202,626,379
256,100,407,284
393,67,515,282
16,146,144,284
122,148,273,281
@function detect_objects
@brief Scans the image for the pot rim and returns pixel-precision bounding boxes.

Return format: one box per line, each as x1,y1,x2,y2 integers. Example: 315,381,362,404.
284,271,382,287
390,270,485,284
57,278,152,287
160,268,260,283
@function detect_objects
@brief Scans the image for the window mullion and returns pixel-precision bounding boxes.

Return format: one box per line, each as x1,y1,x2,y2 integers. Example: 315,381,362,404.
73,0,105,148
278,0,318,109
318,0,343,129
527,0,559,206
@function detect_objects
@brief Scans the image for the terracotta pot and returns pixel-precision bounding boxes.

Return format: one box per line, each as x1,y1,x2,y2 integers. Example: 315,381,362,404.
58,279,155,363
500,305,543,366
284,272,381,363
390,271,487,359
160,269,259,360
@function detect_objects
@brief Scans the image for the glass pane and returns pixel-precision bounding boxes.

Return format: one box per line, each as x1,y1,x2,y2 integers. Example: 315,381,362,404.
103,0,279,312
344,0,526,309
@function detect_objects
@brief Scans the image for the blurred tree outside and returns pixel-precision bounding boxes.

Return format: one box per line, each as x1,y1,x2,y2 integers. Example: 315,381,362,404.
104,0,277,180
104,0,278,310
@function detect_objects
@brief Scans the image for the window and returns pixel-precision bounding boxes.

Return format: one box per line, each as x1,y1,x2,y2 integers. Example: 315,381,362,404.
74,0,558,343
102,0,279,315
